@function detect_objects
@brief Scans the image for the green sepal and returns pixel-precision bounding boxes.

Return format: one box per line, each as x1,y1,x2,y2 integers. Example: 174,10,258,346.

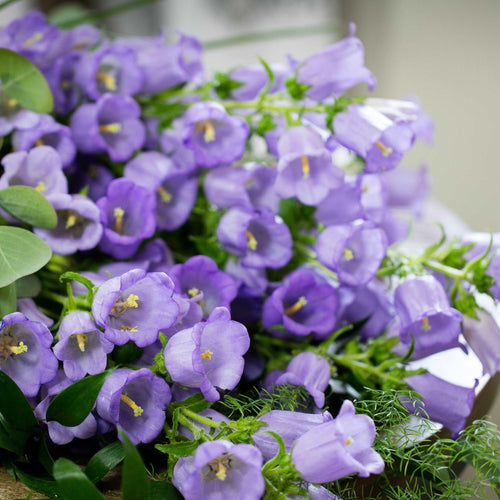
213,71,244,99
284,75,310,101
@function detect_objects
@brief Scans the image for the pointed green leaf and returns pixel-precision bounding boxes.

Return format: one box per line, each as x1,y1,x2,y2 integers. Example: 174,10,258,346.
0,48,53,113
46,369,115,427
0,371,38,431
0,281,16,317
85,441,124,484
149,481,182,500
0,186,57,229
14,467,60,499
53,458,104,500
0,226,52,288
119,429,150,500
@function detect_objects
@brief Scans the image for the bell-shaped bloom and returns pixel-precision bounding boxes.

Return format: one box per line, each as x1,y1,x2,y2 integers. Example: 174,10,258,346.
53,311,114,381
405,372,477,438
228,63,287,101
253,410,333,460
70,93,145,162
164,307,250,402
17,298,53,328
275,352,331,408
92,268,179,348
292,400,384,483
274,126,344,205
359,174,388,223
96,368,171,445
34,193,103,255
0,146,67,197
0,313,58,397
67,157,115,202
262,270,337,337
462,310,500,376
394,275,463,358
333,104,414,173
75,44,143,100
315,180,364,226
316,222,388,286
217,207,293,269
124,151,198,231
35,370,97,445
96,178,156,259
204,164,280,213
13,115,76,167
297,23,376,101
169,255,239,317
173,440,264,500
159,126,196,173
182,101,249,167
0,90,40,136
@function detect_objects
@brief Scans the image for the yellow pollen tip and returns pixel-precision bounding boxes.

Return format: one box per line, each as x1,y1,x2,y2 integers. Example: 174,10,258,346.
123,294,139,308
345,437,354,446
188,287,200,298
120,325,138,332
75,333,88,352
35,180,46,193
96,72,117,91
99,123,121,134
421,317,431,331
9,342,28,355
343,248,354,261
243,177,255,187
23,32,43,48
203,122,215,143
301,155,310,179
120,394,143,417
246,230,258,251
65,213,77,229
157,185,172,203
7,98,17,108
60,80,71,90
284,296,308,316
114,207,124,234
35,138,44,147
375,141,393,157
201,349,213,360
216,463,227,481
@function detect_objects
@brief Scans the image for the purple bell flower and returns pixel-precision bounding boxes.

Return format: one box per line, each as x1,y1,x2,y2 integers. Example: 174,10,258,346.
92,268,179,348
34,193,103,255
229,63,287,101
124,151,198,231
96,367,171,445
159,126,196,173
297,23,376,101
315,179,364,226
0,313,58,397
17,298,53,328
262,270,337,337
0,91,40,137
292,399,384,483
53,311,114,381
35,370,97,445
217,207,293,269
275,126,344,205
253,410,333,460
70,93,145,162
173,440,264,500
13,115,76,167
96,178,156,259
275,352,331,408
333,104,414,173
182,101,249,167
394,275,463,358
164,307,250,402
67,157,115,202
169,255,239,317
316,222,388,286
0,146,67,197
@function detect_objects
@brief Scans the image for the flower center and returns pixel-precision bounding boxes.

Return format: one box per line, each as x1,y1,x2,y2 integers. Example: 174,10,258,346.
114,207,125,234
301,155,310,179
71,333,88,352
65,213,77,229
188,287,200,298
284,296,308,316
96,72,117,91
111,293,139,315
246,230,258,251
343,248,354,261
35,180,46,193
195,120,216,143
202,453,233,481
120,325,138,332
157,185,172,203
120,393,143,417
201,349,213,360
23,32,43,48
35,138,44,147
345,436,354,445
0,328,28,364
421,316,431,331
98,123,122,134
375,141,393,157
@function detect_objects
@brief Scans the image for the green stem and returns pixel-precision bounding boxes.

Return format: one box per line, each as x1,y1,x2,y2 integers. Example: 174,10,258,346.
181,407,222,429
422,260,465,281
175,413,211,442
332,355,404,386
223,100,326,113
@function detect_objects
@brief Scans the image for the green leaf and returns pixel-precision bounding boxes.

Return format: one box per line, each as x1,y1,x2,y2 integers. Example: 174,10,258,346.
0,48,53,113
0,371,37,432
0,186,57,229
213,71,244,99
14,467,60,499
119,428,150,500
85,441,124,484
112,341,143,365
0,226,52,288
284,75,310,101
454,291,479,320
254,113,276,136
155,440,200,457
149,481,182,500
0,281,16,317
46,370,114,427
15,274,42,298
59,271,96,296
53,458,104,500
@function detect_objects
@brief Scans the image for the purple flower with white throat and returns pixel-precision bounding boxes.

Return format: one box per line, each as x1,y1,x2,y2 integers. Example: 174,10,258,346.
164,307,250,402
217,207,293,269
394,275,463,358
13,115,76,167
262,270,337,338
292,399,384,483
92,268,179,347
274,126,344,205
34,193,102,255
169,255,239,317
182,101,249,167
316,222,388,286
0,313,58,397
96,368,171,445
53,311,114,381
333,103,414,173
297,23,376,101
0,90,40,137
97,178,156,259
70,93,145,162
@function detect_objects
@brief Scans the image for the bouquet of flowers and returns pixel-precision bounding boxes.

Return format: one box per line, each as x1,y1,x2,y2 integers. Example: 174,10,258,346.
0,6,498,500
